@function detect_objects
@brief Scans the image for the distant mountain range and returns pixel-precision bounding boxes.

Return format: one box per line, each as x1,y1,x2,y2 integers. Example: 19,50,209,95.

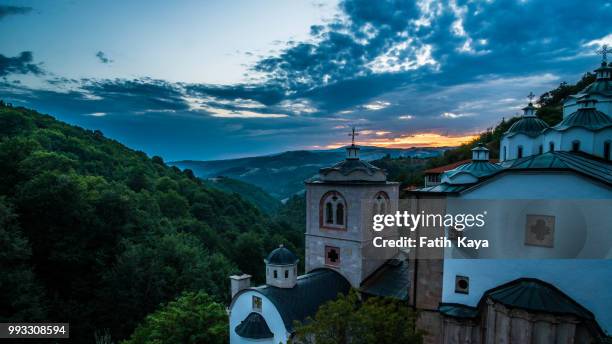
171,146,447,200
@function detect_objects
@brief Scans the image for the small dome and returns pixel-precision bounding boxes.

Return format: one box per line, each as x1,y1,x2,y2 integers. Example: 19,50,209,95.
552,108,612,131
505,117,549,137
265,245,299,265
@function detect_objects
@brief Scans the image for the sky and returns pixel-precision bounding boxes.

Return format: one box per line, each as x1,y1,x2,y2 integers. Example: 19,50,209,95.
1,0,611,161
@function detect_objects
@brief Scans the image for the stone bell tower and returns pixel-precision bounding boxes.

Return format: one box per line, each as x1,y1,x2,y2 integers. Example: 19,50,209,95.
304,128,399,287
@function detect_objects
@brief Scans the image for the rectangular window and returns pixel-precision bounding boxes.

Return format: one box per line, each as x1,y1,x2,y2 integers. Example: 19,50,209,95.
325,246,340,266
285,270,289,279
252,295,262,312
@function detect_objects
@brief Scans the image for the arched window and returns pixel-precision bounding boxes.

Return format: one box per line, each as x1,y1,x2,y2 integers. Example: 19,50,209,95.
503,146,507,160
320,191,347,230
372,191,390,215
604,141,611,161
538,145,543,154
572,140,580,152
549,142,555,152
325,202,333,224
517,146,523,159
336,203,344,225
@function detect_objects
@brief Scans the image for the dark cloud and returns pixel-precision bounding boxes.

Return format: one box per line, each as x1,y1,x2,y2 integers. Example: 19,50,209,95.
1,77,188,117
0,5,32,20
2,0,612,160
95,51,113,64
0,51,44,77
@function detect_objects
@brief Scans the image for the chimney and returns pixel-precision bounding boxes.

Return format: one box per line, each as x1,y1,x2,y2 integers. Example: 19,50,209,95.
229,274,251,298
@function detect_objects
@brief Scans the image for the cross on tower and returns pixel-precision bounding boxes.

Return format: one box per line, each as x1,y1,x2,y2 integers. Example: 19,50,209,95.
527,92,536,103
348,126,359,145
596,44,609,63
327,248,339,263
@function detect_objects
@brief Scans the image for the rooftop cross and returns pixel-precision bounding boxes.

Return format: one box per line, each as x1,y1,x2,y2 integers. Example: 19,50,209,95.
348,126,359,145
527,92,536,103
596,44,609,63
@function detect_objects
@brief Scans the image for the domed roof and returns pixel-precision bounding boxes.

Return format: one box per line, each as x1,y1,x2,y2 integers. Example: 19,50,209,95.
484,278,594,319
234,312,274,339
445,161,502,179
265,245,298,265
552,108,612,131
579,79,612,96
505,116,549,137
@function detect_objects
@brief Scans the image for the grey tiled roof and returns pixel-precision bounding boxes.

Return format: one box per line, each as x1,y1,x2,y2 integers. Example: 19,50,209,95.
255,268,351,332
551,108,612,131
360,258,410,300
439,303,479,318
483,278,594,319
413,152,612,195
503,151,612,185
319,158,382,177
440,278,596,320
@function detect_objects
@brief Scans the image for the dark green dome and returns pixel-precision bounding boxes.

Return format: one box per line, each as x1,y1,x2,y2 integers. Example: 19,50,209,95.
446,161,502,179
505,117,549,137
265,245,298,265
579,79,612,96
235,312,274,339
552,108,612,131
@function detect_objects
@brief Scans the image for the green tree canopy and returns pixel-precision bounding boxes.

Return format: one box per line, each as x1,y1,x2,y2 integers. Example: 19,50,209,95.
122,291,227,344
291,290,423,344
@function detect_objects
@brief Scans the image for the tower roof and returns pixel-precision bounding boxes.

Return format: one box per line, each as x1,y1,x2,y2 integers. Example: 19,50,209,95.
265,245,299,265
313,127,388,183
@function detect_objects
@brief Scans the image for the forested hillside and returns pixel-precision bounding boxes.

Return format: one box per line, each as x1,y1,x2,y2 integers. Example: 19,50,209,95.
0,103,302,342
202,176,282,214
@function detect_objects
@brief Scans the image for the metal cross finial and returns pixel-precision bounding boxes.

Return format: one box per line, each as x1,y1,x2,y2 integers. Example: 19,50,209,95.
348,126,359,145
527,92,536,103
596,44,609,62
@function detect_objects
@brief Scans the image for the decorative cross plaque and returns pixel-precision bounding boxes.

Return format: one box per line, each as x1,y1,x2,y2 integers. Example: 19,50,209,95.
525,214,555,247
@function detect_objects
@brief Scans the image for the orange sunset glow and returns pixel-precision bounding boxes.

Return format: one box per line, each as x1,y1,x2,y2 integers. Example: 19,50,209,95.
326,132,479,149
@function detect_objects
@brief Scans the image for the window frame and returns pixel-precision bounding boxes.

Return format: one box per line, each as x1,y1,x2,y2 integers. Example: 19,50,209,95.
325,245,341,266
319,191,347,230
252,295,262,312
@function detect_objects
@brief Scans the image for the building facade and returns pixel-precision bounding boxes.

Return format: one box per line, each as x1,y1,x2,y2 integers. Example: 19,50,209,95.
228,57,612,343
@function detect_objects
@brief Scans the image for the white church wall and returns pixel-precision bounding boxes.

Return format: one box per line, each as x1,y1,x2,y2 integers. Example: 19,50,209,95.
559,127,595,154
442,260,612,334
563,99,579,118
229,290,288,344
503,134,539,160
594,127,612,158
440,172,612,333
563,95,611,118
543,130,562,152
